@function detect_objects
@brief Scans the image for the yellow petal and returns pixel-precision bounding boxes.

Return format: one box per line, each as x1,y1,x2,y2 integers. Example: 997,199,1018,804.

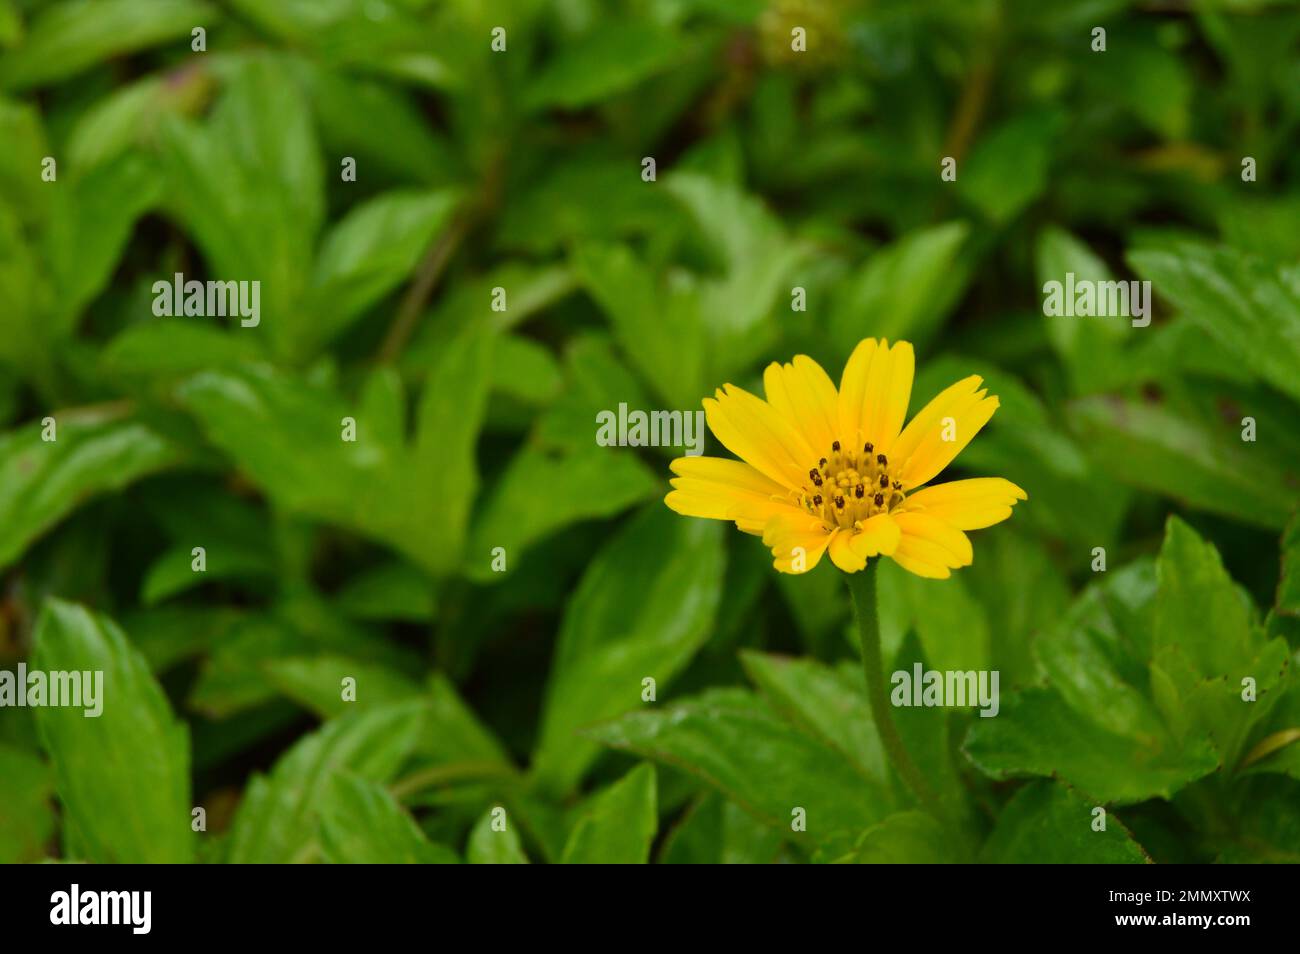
829,530,867,572
890,375,999,489
669,456,789,496
763,355,841,458
734,516,772,534
763,511,833,574
902,478,1027,530
837,338,878,448
761,509,825,546
665,458,795,535
889,375,980,467
665,481,792,531
861,340,915,453
837,338,914,452
704,384,815,490
891,512,974,571
889,547,952,579
848,512,901,558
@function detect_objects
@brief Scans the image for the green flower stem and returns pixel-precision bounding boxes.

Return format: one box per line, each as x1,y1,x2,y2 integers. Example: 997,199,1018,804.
846,560,942,817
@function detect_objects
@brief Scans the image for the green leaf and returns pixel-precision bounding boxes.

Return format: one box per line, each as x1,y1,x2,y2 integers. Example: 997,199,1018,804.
499,156,678,254
587,689,893,848
1034,561,1167,741
965,528,1071,685
411,327,494,574
467,806,529,864
1129,240,1300,403
1034,227,1133,393
226,702,424,863
963,686,1220,805
774,554,847,650
225,0,458,89
140,541,274,606
65,76,179,172
306,188,459,347
1206,775,1300,863
187,603,417,718
980,781,1149,863
335,560,436,623
489,334,563,407
1242,682,1300,782
263,655,423,719
0,1,19,47
1068,395,1295,529
830,222,970,354
45,154,162,328
1155,517,1260,685
0,97,49,225
958,111,1062,224
1218,194,1300,262
659,791,786,864
560,763,658,864
964,555,1224,804
404,263,574,362
296,62,460,184
526,24,684,110
179,340,492,576
32,600,193,863
0,0,216,91
877,557,990,674
533,505,724,792
833,811,955,864
572,242,704,410
0,214,52,385
418,673,513,769
179,365,393,530
666,173,806,379
157,54,323,358
184,618,312,718
1094,37,1191,140
739,652,887,787
119,606,243,673
318,773,459,864
0,411,182,571
1150,517,1289,769
0,743,55,863
535,333,656,455
465,445,659,582
1279,513,1300,619
102,322,263,381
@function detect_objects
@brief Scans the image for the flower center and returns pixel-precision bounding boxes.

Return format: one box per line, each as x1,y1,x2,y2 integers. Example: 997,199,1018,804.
799,440,905,530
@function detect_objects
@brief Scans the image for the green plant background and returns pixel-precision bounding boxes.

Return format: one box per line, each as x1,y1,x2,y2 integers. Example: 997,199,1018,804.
1,0,1299,864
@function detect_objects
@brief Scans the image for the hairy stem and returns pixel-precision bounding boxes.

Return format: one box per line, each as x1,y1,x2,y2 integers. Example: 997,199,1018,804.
845,560,943,817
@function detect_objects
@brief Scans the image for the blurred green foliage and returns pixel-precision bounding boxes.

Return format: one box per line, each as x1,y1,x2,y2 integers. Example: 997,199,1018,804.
0,0,1298,863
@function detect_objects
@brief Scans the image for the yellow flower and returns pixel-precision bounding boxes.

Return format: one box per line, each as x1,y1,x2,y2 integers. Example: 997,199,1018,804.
665,338,1026,578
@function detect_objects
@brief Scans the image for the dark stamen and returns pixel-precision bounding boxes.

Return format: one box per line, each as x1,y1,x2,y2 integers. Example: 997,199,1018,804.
854,485,864,499
813,494,823,506
876,453,888,467
831,441,841,453
809,469,822,486
864,442,874,454
879,474,889,488
874,493,884,507
834,496,845,509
